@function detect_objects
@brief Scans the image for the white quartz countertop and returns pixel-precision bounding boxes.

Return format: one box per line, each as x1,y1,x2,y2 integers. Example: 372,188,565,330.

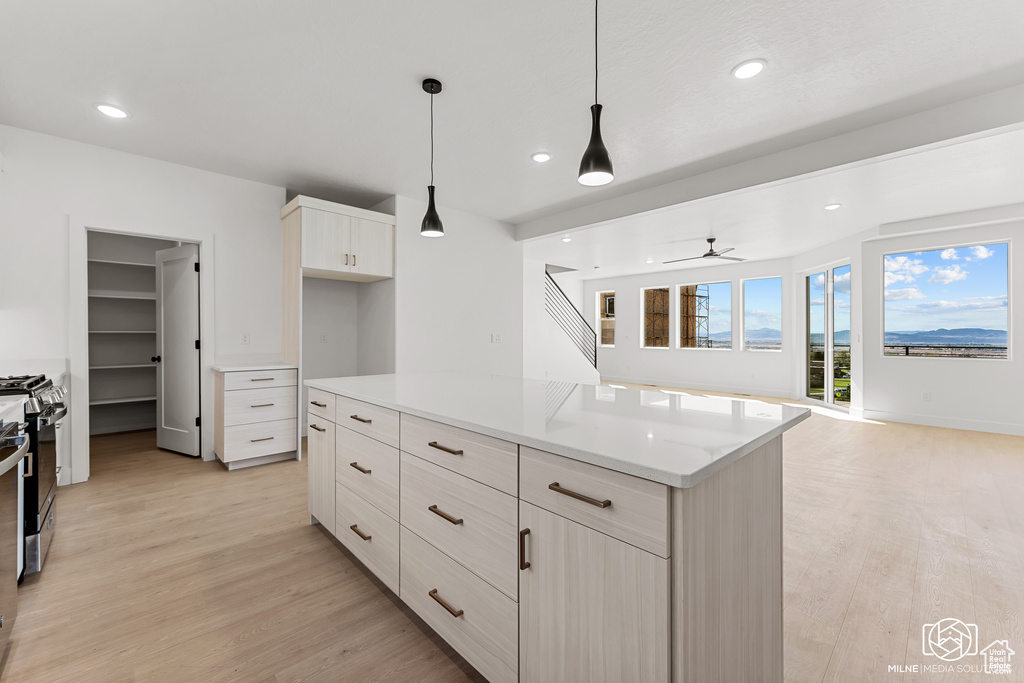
305,373,811,488
0,396,26,423
212,363,297,372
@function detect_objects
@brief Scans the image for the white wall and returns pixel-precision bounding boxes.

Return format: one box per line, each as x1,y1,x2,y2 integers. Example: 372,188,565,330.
523,259,602,384
0,124,286,477
583,257,800,398
301,276,359,423
392,195,523,377
861,219,1022,434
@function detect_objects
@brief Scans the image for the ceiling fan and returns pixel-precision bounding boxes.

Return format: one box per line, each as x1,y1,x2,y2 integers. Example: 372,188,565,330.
663,237,745,264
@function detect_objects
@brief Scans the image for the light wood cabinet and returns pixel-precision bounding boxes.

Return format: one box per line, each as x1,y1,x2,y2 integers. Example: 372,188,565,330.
283,197,395,283
307,417,335,534
519,501,670,683
214,366,298,470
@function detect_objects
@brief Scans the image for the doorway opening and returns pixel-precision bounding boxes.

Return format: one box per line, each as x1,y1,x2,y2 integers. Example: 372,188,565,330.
86,230,202,456
806,264,852,408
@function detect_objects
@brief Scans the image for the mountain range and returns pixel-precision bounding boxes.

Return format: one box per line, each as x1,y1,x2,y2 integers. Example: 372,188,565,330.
883,328,1007,345
710,328,780,341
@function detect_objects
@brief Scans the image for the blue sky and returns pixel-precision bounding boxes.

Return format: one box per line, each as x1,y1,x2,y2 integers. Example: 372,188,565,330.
702,281,732,334
744,277,782,331
884,243,1008,331
809,265,852,334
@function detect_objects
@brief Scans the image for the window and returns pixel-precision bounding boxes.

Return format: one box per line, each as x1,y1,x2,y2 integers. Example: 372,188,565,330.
678,281,731,349
641,287,670,348
883,242,1008,359
743,277,782,351
598,291,615,346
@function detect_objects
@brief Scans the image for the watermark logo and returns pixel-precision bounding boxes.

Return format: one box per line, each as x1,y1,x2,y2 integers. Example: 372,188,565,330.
923,618,979,661
981,640,1015,675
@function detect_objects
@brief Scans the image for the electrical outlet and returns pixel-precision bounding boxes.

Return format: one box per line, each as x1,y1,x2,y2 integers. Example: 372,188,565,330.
491,333,502,343
320,332,328,343
241,332,250,345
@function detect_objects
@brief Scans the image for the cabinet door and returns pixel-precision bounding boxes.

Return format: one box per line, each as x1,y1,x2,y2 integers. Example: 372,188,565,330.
301,208,351,273
519,501,669,683
350,217,393,278
307,419,336,535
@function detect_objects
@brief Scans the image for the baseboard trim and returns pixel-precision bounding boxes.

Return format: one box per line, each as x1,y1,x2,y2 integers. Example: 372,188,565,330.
860,410,1024,436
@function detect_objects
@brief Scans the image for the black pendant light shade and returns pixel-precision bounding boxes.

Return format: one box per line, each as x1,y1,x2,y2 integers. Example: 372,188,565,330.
421,185,443,237
421,78,444,237
578,104,613,186
578,0,613,186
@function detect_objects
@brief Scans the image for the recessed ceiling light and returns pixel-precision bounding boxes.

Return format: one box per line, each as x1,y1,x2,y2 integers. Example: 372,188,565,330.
561,235,572,243
824,203,842,211
532,152,551,163
731,59,766,79
645,258,654,264
95,103,129,119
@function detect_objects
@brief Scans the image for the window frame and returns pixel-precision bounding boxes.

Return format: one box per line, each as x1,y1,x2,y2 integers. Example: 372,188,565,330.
741,276,784,353
596,290,616,348
639,285,672,350
880,239,1010,362
674,280,733,351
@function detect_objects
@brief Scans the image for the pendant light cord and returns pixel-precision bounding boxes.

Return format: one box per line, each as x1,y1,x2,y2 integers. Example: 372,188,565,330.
430,91,435,185
594,0,599,105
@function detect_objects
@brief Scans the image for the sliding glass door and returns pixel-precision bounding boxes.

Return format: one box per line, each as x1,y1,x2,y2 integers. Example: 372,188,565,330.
805,265,852,407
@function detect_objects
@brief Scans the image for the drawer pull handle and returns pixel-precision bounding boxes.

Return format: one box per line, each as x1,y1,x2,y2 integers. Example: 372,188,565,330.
428,589,464,618
350,415,372,424
251,377,275,382
251,403,274,408
310,401,327,407
548,482,611,508
428,441,463,456
428,504,463,525
250,436,275,443
519,528,531,570
310,424,326,433
350,461,371,475
350,524,371,541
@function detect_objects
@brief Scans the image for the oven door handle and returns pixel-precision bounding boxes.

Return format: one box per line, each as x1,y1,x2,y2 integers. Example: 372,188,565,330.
41,404,68,426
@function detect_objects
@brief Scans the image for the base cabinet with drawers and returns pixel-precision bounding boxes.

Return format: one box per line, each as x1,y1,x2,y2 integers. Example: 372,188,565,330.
306,385,786,683
214,366,298,469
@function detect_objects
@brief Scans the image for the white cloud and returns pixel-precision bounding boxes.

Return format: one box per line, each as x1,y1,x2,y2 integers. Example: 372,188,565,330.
928,264,968,285
885,288,927,301
884,255,928,287
894,298,1007,314
809,298,825,306
970,245,994,260
833,270,851,293
744,309,781,325
940,248,959,260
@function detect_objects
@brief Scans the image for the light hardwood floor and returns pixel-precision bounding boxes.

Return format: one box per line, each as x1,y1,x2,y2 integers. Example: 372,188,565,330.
2,390,1023,682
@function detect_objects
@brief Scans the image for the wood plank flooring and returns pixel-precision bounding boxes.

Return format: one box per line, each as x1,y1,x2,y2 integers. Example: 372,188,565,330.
2,388,1023,682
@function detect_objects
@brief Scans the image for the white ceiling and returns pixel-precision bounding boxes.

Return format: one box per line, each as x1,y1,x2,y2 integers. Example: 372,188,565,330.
2,0,1024,227
525,125,1024,280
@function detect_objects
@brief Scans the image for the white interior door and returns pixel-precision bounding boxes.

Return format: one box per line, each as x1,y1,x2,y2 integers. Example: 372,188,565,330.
156,244,200,455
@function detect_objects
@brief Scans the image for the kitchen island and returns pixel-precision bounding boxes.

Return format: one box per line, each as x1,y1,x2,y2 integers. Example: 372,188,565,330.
304,373,810,683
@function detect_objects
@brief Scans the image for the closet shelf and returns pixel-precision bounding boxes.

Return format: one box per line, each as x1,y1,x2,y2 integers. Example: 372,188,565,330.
89,330,157,334
88,290,156,300
87,258,156,268
89,396,157,406
89,364,156,370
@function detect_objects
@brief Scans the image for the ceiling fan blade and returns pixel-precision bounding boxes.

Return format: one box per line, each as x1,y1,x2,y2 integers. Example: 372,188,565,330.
662,256,704,264
715,247,735,255
717,255,746,261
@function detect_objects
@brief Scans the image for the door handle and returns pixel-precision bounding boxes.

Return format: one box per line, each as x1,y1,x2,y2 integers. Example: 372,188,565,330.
548,482,611,508
352,254,356,267
519,528,531,570
151,356,161,363
345,253,349,266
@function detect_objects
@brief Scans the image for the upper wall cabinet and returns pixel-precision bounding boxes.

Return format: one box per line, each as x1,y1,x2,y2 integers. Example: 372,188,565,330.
282,196,395,283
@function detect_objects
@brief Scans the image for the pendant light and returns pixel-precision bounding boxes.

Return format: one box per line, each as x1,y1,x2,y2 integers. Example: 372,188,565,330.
421,78,444,237
578,0,613,186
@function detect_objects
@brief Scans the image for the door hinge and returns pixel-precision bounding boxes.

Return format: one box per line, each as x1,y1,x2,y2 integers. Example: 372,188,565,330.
195,416,201,427
195,339,200,350
194,262,200,272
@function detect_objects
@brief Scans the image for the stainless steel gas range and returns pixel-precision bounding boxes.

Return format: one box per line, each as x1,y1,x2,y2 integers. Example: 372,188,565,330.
0,375,67,579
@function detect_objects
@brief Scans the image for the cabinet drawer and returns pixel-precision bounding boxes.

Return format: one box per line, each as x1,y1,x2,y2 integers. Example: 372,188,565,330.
400,527,518,683
400,453,518,599
336,426,399,521
223,386,296,426
519,446,670,558
221,419,297,462
307,388,335,422
400,414,517,495
336,481,399,594
335,396,399,448
223,368,297,391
